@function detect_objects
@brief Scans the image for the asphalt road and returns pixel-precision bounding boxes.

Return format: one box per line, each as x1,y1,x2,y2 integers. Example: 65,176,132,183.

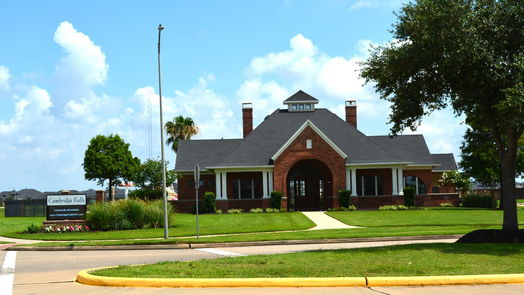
2,239,524,295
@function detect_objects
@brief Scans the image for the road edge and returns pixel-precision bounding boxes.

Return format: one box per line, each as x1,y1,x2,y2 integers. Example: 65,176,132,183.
76,268,524,288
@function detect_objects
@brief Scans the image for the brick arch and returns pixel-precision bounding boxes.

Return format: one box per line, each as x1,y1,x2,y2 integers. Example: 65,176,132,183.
272,126,346,210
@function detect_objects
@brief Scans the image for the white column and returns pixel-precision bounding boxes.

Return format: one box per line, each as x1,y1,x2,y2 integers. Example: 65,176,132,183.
350,169,357,196
392,168,398,195
215,173,222,199
398,168,404,194
268,171,274,193
262,171,268,198
345,168,351,190
221,172,228,199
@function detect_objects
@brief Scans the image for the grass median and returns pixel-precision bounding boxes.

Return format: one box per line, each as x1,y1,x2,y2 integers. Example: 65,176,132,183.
92,243,524,278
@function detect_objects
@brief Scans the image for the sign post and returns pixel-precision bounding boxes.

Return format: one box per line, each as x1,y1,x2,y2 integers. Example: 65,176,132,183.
194,164,200,239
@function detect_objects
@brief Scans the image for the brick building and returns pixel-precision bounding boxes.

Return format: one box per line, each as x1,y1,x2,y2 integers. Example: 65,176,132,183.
174,90,458,212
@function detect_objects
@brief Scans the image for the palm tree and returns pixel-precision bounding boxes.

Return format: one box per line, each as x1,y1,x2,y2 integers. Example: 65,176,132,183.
165,116,199,153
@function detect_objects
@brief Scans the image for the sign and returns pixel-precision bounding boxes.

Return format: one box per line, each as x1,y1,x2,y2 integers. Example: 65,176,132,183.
194,164,200,189
46,194,87,220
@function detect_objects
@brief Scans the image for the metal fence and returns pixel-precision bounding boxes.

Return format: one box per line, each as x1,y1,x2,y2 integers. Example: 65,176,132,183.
4,199,46,217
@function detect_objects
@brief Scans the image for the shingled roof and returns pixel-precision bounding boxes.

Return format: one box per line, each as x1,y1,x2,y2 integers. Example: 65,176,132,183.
430,153,458,171
174,91,449,171
283,90,319,104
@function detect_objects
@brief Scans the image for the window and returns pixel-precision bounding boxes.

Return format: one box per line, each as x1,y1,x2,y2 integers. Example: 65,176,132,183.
298,104,305,110
233,178,257,199
306,139,312,149
404,176,427,195
356,175,384,196
291,104,298,110
304,104,312,110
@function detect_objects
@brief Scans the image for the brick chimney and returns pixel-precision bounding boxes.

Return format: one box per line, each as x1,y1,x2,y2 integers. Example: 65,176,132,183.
242,102,253,138
345,100,357,128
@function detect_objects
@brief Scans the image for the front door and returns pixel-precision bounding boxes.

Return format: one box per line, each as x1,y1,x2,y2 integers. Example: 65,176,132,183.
287,159,331,211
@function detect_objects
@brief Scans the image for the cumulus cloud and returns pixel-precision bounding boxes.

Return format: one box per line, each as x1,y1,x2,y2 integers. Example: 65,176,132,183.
240,34,387,131
54,21,108,86
0,65,10,90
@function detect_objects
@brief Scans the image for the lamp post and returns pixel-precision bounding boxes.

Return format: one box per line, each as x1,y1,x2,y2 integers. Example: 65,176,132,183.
157,24,169,239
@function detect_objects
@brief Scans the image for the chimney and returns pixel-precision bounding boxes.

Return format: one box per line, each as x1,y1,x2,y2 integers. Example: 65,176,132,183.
242,102,253,138
345,100,357,128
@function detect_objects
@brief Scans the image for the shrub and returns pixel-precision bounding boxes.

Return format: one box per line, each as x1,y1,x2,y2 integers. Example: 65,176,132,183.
403,186,416,207
270,191,283,209
203,192,216,213
440,202,455,207
87,199,174,230
461,194,495,208
249,208,264,213
265,208,280,213
378,205,408,211
328,205,357,211
215,209,223,214
227,208,244,214
129,189,163,201
24,223,41,233
338,190,352,208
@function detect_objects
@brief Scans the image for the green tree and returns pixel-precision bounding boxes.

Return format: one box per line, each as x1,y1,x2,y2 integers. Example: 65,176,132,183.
439,170,471,197
131,159,177,191
83,134,140,201
361,0,524,233
460,127,524,187
165,116,199,153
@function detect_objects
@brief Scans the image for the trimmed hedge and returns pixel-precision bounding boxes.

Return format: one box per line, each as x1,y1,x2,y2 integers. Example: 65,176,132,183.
270,191,283,209
403,186,416,207
338,190,352,208
462,194,495,208
204,192,216,213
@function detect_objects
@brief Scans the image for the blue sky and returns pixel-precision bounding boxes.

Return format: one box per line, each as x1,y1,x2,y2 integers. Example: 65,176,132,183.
0,0,465,192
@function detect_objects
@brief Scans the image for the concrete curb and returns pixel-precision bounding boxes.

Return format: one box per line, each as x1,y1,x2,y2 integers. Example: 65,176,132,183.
8,234,463,251
76,267,524,288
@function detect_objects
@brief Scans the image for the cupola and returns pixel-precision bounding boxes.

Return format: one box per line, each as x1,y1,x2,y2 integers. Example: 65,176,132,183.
283,90,319,112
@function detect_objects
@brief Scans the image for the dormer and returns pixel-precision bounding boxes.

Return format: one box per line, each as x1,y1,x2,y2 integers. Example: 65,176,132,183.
283,90,319,112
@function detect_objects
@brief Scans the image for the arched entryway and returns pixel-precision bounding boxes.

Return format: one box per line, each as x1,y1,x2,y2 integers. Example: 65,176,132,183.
287,159,333,211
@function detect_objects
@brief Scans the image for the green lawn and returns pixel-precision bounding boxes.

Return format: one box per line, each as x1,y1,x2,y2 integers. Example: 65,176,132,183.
93,243,524,278
0,208,314,240
327,207,524,227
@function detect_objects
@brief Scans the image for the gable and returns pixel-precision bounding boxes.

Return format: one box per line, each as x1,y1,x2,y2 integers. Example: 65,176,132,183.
271,120,347,161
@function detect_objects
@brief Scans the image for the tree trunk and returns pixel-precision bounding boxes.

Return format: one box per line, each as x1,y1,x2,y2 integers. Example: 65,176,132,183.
500,145,518,232
108,179,114,201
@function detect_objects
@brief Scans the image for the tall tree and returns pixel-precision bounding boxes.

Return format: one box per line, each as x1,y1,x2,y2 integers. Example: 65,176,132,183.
165,116,199,153
83,134,140,201
361,0,524,233
460,127,524,186
131,159,177,191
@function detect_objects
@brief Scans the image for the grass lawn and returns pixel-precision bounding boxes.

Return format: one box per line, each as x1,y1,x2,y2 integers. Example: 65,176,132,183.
0,208,314,240
16,224,495,247
327,207,524,227
92,243,524,278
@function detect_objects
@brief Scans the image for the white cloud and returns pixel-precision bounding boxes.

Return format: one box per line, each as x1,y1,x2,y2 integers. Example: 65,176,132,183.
0,65,10,90
54,21,108,87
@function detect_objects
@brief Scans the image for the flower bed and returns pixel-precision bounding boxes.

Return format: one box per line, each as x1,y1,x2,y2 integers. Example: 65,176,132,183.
43,224,90,233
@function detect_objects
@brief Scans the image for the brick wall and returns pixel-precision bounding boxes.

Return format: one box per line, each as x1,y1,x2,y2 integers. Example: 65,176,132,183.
177,174,215,200
273,126,346,210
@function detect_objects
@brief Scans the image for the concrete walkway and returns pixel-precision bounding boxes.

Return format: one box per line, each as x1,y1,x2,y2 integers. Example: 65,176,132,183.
301,211,361,230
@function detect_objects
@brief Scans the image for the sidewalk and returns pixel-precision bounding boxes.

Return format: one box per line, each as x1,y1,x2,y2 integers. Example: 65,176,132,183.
301,211,361,230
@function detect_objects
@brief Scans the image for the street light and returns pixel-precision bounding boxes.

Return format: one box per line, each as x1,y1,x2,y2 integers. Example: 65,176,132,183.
157,24,169,239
